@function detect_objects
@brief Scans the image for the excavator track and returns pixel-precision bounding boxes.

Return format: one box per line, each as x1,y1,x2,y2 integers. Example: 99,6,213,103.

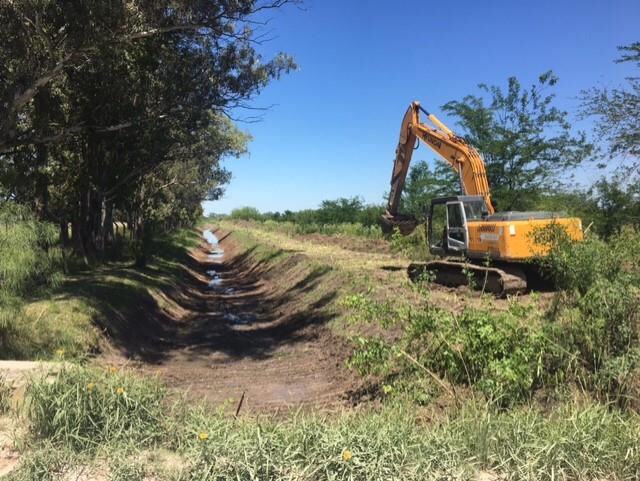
407,260,527,297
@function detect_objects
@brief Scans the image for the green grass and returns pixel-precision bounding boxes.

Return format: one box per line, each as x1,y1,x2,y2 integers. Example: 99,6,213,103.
6,364,640,481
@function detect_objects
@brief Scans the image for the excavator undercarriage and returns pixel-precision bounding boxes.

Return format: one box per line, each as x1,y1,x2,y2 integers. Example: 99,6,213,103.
407,260,527,297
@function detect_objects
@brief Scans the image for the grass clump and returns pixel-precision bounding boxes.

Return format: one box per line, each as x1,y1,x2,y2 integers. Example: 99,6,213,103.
5,442,72,481
27,366,167,451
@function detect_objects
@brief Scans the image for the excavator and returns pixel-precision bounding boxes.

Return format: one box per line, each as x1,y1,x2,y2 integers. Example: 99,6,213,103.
383,101,583,295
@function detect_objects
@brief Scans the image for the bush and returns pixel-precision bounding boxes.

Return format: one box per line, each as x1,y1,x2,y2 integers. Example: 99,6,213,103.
535,227,639,295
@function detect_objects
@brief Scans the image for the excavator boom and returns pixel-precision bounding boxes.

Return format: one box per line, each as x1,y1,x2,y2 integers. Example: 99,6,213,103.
384,101,494,231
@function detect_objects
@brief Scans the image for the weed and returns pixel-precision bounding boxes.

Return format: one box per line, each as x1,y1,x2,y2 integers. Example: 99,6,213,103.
341,293,400,327
10,365,640,480
5,442,70,481
347,336,392,376
27,366,167,451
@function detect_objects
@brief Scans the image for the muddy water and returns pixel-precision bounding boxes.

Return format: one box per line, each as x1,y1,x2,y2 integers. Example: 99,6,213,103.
202,229,251,325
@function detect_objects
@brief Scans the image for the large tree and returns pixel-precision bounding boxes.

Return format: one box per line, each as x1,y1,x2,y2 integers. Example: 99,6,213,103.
442,72,593,211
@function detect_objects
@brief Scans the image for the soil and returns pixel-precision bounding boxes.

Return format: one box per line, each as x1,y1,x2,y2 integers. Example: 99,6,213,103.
97,228,359,412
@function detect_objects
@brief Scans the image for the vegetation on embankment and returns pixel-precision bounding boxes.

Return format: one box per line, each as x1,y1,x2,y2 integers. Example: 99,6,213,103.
4,364,640,481
344,228,640,410
0,207,202,360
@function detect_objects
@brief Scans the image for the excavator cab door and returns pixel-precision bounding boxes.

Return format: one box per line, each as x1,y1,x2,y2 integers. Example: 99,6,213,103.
445,201,468,254
428,198,469,257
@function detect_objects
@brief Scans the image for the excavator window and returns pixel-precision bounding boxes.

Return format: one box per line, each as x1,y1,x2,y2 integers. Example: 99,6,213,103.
430,203,446,250
446,202,468,251
447,203,464,228
462,199,487,220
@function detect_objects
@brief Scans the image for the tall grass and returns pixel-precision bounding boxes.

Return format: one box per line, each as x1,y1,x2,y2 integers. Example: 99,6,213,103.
0,203,63,357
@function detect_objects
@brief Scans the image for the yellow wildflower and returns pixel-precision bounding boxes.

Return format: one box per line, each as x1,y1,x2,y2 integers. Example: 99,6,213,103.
198,431,209,442
342,449,353,462
116,387,125,395
108,366,117,374
55,348,65,358
87,382,96,391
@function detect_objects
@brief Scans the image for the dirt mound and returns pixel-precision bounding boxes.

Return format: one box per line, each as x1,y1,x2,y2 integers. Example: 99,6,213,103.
98,227,358,412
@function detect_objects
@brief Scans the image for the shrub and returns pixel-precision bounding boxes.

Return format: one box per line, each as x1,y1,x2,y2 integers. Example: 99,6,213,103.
535,227,640,404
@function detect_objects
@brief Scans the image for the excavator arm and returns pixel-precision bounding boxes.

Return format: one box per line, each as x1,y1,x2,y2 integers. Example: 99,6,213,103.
383,101,495,232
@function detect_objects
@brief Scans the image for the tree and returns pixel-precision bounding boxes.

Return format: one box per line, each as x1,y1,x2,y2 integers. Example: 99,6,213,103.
0,0,295,262
400,160,458,219
316,197,365,224
581,42,640,164
442,72,593,210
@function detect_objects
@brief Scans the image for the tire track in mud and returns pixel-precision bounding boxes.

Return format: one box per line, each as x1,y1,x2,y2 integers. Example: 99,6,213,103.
102,227,357,412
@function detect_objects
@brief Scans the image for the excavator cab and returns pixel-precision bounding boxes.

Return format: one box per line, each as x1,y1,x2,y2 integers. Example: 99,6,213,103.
428,195,488,257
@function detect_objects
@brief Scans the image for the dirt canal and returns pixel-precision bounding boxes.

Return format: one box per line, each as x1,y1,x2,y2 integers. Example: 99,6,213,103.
98,227,357,412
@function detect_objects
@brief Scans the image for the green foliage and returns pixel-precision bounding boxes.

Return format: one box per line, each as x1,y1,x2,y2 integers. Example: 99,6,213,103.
346,298,545,405
0,203,65,357
341,293,400,327
109,461,145,481
389,224,431,260
346,224,640,408
5,442,71,481
346,336,392,376
0,204,62,296
443,72,593,210
0,0,293,259
580,41,640,159
261,197,385,228
535,227,639,295
1,361,637,480
400,160,458,219
535,228,640,405
14,366,640,480
229,198,387,240
27,366,167,451
229,206,264,221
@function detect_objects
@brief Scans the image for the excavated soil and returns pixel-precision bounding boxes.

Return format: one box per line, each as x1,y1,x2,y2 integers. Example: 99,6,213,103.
98,227,358,412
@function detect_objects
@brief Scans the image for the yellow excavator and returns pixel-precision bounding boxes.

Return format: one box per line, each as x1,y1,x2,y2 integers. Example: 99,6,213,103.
383,101,583,295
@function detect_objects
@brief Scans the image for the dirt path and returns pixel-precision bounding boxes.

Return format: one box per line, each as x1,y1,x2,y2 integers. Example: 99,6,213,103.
99,227,357,412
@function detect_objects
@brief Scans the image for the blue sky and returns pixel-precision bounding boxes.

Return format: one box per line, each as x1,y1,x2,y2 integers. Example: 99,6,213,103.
203,0,640,215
